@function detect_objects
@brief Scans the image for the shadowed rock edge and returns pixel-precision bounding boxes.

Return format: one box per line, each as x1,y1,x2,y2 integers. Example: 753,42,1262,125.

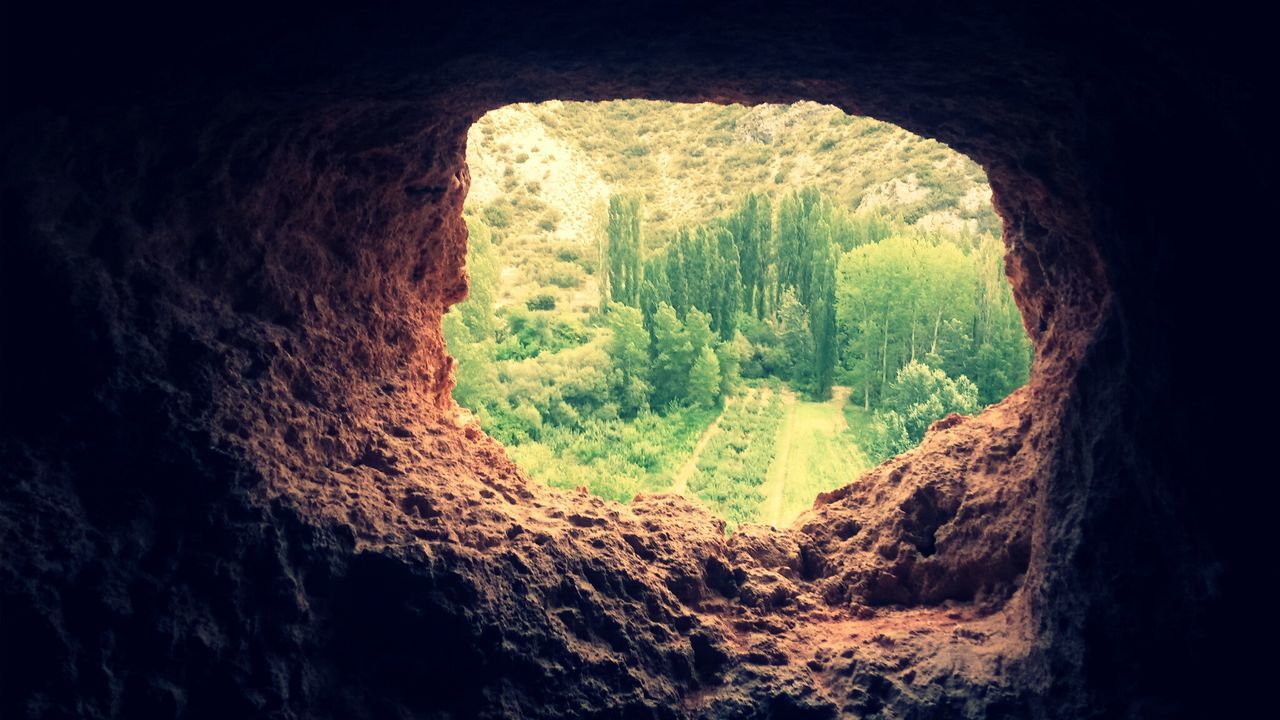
1,2,1252,718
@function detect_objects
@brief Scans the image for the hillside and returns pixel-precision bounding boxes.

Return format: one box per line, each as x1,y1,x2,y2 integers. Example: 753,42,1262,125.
464,99,999,312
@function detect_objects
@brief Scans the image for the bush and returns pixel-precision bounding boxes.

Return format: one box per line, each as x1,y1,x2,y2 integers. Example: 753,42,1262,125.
538,208,562,232
526,294,557,311
544,262,583,289
482,203,511,229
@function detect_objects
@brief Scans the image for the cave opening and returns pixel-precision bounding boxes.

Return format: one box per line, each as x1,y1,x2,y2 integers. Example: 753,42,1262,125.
5,2,1254,715
445,99,1032,531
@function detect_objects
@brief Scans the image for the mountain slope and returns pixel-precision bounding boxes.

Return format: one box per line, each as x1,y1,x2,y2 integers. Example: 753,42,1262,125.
464,100,998,310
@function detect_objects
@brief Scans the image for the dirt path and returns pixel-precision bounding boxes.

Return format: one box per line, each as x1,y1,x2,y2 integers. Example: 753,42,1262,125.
669,397,732,496
761,386,855,528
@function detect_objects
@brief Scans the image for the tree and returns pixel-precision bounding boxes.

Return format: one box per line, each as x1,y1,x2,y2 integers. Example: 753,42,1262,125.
639,255,670,333
715,336,742,397
836,234,926,405
727,193,773,319
867,361,980,460
606,303,651,416
966,235,1032,404
710,224,742,340
688,345,722,409
776,288,814,390
604,195,643,306
684,307,715,359
650,303,692,408
809,242,838,399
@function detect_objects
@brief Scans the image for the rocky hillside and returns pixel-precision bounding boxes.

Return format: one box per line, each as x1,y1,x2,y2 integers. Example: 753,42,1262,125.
465,100,999,310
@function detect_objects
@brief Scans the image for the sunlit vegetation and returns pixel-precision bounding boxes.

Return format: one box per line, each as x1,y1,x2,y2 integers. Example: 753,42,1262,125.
447,100,1031,528
686,385,785,528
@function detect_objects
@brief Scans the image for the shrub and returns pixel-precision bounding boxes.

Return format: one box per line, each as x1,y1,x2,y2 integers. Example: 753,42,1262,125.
545,262,583,288
482,203,511,229
526,294,557,311
538,208,562,232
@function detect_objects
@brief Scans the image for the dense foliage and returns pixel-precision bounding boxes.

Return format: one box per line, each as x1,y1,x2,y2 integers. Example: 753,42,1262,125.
864,361,980,461
446,101,1032,526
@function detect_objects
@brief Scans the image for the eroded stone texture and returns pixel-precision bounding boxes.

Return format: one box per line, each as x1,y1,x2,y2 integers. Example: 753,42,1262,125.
0,2,1262,718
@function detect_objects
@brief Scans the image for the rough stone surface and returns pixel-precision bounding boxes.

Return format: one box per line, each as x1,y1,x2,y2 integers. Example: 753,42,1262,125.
0,2,1264,718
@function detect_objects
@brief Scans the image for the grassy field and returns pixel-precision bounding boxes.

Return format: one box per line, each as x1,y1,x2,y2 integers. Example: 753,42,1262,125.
507,407,718,503
764,387,871,528
657,383,874,531
686,386,786,530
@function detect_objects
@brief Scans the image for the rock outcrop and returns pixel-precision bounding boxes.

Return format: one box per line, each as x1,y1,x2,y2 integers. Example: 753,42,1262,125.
1,2,1263,718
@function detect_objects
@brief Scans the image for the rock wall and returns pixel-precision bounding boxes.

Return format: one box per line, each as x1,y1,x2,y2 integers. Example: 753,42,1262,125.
1,2,1264,718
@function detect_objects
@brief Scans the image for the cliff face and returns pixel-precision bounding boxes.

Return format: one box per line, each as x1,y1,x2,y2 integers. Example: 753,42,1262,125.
0,2,1262,718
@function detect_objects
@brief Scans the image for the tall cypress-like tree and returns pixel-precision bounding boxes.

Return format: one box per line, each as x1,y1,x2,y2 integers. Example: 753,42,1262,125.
810,242,838,399
776,188,827,308
728,193,773,319
710,224,741,340
639,255,669,334
605,195,643,306
665,242,689,318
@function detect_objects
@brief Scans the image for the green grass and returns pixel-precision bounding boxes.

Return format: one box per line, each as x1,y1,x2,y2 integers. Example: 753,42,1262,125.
687,388,785,530
773,399,871,526
508,407,717,504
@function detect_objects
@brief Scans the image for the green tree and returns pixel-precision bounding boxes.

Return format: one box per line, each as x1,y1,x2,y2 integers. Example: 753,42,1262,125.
715,336,742,397
604,195,643,306
606,303,652,416
651,303,692,408
688,345,722,409
684,307,715,359
727,193,773,319
776,288,814,389
809,242,838,399
836,234,921,405
867,361,979,459
710,224,742,340
966,235,1032,404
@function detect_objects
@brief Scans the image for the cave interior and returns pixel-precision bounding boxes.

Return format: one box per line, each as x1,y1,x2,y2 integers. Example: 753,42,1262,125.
0,2,1267,718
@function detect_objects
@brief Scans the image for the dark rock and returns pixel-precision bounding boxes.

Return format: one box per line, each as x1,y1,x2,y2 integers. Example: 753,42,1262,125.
0,2,1263,718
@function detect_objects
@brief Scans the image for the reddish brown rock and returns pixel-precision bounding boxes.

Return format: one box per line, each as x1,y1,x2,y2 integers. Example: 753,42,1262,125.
0,2,1262,718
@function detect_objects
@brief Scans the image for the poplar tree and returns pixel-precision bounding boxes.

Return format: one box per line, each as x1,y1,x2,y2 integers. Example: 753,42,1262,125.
605,195,643,306
728,193,773,319
711,224,742,341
